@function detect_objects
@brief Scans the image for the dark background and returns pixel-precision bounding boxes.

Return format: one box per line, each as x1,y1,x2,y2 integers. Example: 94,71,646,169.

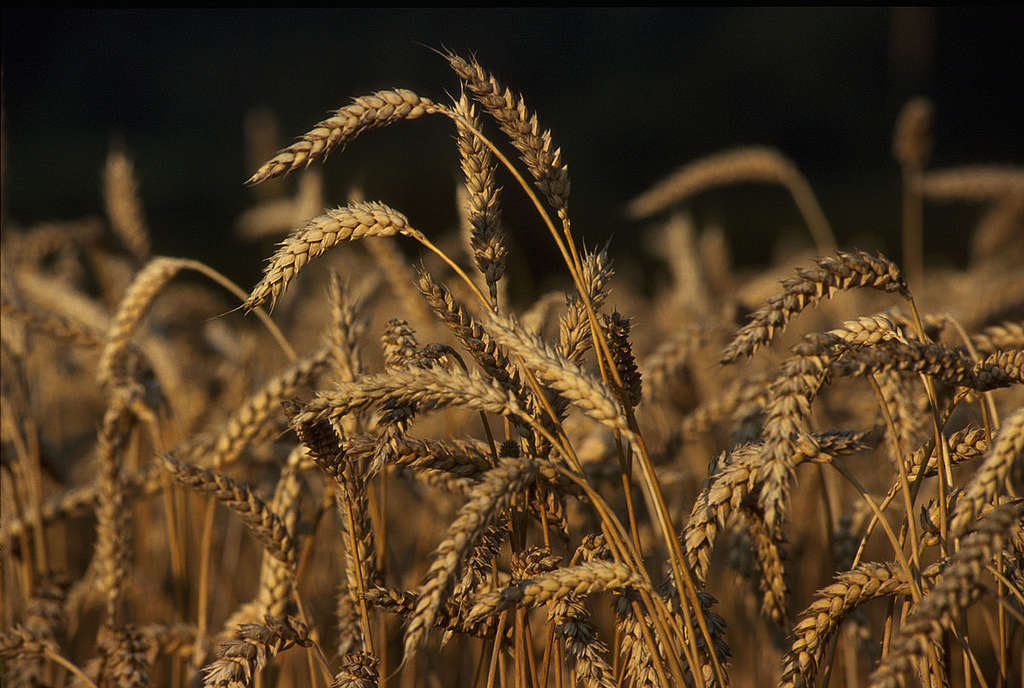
3,8,1022,292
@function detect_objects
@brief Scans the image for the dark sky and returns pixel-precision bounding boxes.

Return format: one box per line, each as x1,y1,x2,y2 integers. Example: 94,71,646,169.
3,8,1022,287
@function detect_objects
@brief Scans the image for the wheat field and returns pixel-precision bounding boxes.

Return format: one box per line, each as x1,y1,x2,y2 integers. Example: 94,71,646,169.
2,49,1023,688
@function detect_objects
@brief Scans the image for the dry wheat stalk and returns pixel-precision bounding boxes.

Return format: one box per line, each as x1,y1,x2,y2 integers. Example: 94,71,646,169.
683,430,878,585
96,257,183,385
642,325,707,403
893,98,933,171
417,268,523,399
971,191,1024,265
403,457,537,660
247,89,440,185
602,311,643,408
94,396,135,626
97,624,150,688
558,247,614,366
1,462,164,548
868,501,1024,688
739,506,789,626
327,273,366,385
235,170,323,239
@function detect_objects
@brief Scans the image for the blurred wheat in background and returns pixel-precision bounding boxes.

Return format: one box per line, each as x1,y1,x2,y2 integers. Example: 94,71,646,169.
2,32,1023,688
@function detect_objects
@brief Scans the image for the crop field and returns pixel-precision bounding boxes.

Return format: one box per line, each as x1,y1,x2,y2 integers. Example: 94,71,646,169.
1,20,1023,688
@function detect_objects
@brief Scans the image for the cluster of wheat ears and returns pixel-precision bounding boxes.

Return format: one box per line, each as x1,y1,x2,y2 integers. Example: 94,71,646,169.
2,51,1023,688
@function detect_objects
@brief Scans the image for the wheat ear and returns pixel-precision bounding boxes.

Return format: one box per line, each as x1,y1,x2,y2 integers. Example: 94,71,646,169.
867,501,1024,688
159,454,296,573
246,89,440,185
950,407,1024,536
446,51,570,213
403,457,537,661
104,146,151,263
244,202,420,311
721,251,909,365
627,145,835,252
779,561,913,688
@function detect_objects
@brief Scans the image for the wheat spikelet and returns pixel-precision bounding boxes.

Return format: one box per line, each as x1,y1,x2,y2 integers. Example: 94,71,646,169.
417,268,517,389
452,523,510,602
245,202,420,311
971,192,1024,264
252,454,304,620
2,580,66,686
201,616,311,688
627,146,835,251
97,624,150,688
0,625,56,661
878,426,990,509
345,434,492,480
236,170,324,240
331,651,378,688
868,501,1024,688
950,407,1024,536
641,325,707,402
159,454,297,573
740,507,789,625
286,411,380,603
104,147,151,263
721,251,909,365
403,457,537,661
327,273,366,384
247,89,440,185
446,51,570,212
